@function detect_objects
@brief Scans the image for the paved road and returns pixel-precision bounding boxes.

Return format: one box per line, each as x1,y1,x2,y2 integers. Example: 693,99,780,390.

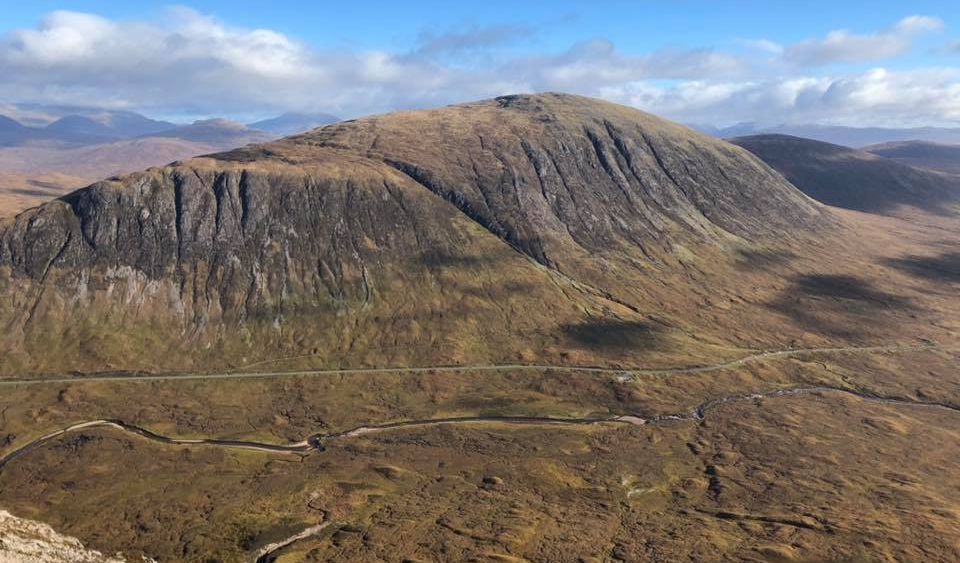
2,342,956,561
0,343,952,387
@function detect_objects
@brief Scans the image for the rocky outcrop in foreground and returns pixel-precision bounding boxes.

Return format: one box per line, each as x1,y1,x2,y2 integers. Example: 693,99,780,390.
0,510,128,563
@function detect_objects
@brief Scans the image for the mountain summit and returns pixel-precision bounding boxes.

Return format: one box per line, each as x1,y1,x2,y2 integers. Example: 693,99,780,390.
0,93,831,375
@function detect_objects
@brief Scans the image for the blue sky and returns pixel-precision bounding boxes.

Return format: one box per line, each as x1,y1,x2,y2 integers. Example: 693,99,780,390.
2,2,960,126
5,1,958,54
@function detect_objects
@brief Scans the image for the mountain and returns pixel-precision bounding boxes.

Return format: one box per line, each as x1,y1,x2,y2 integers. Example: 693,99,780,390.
688,122,759,139
44,111,176,140
0,113,271,215
0,93,831,376
0,110,176,148
45,115,118,139
863,140,960,175
0,115,83,147
248,112,340,135
92,110,175,137
0,107,266,149
0,136,247,216
0,115,31,146
731,134,960,214
146,118,274,145
9,105,175,136
0,115,25,131
709,123,960,148
0,106,274,149
0,118,269,216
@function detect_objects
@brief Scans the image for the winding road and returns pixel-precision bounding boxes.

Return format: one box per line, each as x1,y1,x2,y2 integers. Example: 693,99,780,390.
1,341,957,475
0,342,952,387
2,342,958,561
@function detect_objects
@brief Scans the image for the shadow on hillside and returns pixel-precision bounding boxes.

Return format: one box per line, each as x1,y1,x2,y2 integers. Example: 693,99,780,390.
561,319,661,353
11,188,53,198
460,281,537,300
792,274,913,305
768,274,915,338
885,252,960,283
416,249,493,268
733,248,796,271
732,136,960,215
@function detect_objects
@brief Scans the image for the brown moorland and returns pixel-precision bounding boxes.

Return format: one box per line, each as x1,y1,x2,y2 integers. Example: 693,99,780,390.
0,93,958,562
0,136,258,217
0,93,891,376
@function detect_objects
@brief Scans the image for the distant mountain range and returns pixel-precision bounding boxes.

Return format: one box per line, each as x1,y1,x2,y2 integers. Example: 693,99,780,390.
695,122,960,148
0,112,258,148
0,106,340,215
0,106,340,148
731,134,960,215
145,118,274,146
862,140,960,175
249,112,340,135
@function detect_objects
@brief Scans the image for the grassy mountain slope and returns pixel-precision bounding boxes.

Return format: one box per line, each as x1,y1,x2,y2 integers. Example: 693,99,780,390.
0,94,839,376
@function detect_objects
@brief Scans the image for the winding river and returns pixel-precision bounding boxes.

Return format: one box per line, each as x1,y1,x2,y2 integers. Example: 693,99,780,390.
3,384,958,475
3,341,958,561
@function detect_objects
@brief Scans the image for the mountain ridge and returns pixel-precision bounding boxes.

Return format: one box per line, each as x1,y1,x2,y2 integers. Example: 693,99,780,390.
0,116,277,216
731,133,960,214
697,122,960,148
863,140,960,175
142,118,273,146
0,93,834,376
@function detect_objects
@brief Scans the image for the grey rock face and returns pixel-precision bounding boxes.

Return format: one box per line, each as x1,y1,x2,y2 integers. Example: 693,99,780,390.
0,94,833,375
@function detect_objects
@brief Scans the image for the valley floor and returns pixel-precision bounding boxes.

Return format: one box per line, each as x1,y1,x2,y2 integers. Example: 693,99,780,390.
1,343,959,562
1,205,959,562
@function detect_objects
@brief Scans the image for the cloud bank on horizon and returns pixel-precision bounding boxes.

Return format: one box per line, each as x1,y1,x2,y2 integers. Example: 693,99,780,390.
2,7,960,127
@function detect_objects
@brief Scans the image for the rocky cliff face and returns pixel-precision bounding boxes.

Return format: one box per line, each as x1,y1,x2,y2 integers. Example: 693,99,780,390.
0,94,833,376
298,94,826,265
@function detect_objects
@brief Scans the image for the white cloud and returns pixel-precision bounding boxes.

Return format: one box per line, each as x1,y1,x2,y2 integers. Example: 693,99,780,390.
0,10,958,127
6,11,117,64
602,68,960,127
737,38,784,55
783,15,944,66
510,39,750,88
0,10,752,118
896,15,944,34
